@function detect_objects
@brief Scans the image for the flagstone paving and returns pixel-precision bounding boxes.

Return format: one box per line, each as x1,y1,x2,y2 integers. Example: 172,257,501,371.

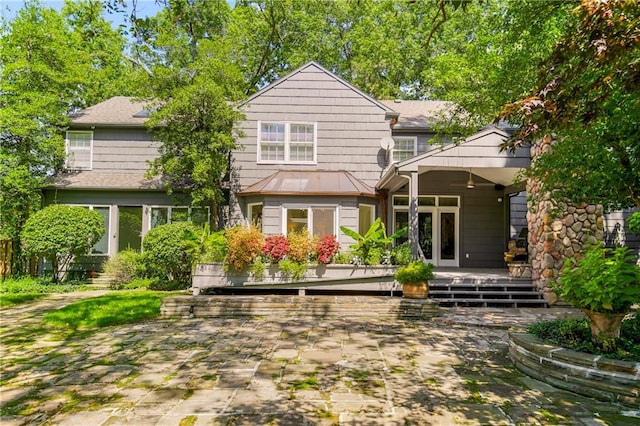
1,293,638,425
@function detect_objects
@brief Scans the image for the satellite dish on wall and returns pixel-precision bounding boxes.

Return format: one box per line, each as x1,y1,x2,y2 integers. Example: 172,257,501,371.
380,136,395,151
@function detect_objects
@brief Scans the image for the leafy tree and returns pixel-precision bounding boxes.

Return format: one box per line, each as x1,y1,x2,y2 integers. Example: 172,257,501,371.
20,205,105,282
0,0,132,275
141,221,200,285
501,0,640,210
129,1,245,228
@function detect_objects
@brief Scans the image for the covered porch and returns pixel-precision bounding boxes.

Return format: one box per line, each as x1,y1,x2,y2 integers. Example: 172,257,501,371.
377,126,531,269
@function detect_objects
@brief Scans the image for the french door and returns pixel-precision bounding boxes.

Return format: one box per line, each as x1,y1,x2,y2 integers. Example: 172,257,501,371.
418,207,459,267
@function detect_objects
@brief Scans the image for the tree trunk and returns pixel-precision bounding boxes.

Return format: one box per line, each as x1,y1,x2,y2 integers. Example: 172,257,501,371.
582,309,627,343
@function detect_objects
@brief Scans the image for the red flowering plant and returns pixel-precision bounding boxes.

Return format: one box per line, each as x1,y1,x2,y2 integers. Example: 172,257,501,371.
315,234,340,264
262,234,290,263
224,225,264,272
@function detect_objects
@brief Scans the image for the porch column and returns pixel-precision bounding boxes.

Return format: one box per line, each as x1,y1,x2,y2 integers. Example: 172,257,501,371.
410,171,419,259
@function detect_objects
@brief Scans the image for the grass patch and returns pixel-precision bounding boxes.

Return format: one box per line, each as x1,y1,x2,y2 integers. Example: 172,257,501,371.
42,291,169,329
1,276,91,293
0,292,47,307
528,313,640,362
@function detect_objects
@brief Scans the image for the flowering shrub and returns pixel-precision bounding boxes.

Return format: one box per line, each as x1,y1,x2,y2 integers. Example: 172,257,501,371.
262,234,289,263
315,235,340,264
287,229,313,263
224,226,264,271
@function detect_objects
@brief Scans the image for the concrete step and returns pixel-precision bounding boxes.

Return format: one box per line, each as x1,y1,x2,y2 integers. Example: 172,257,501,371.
161,295,439,320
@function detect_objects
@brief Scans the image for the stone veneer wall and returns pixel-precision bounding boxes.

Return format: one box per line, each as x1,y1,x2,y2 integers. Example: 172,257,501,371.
526,138,605,304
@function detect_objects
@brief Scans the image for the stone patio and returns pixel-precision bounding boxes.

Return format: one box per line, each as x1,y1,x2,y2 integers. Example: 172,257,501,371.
1,292,637,425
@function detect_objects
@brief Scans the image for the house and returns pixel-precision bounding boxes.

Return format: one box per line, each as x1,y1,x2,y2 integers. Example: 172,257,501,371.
228,62,529,269
43,97,210,273
44,62,532,273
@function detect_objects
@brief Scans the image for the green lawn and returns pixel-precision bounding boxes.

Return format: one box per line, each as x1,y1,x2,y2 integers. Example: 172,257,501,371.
0,293,47,308
42,291,170,329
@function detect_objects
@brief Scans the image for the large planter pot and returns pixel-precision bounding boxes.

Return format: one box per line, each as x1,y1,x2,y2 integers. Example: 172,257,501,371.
402,282,428,299
582,309,627,340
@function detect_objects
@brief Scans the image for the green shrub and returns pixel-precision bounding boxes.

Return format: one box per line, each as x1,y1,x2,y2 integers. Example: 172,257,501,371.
555,245,640,314
528,314,640,361
340,218,406,265
0,276,89,294
279,258,307,280
20,205,105,282
196,225,227,263
394,260,435,284
391,243,412,266
103,249,144,289
142,222,199,285
121,278,153,290
332,251,353,264
629,211,640,235
148,279,191,291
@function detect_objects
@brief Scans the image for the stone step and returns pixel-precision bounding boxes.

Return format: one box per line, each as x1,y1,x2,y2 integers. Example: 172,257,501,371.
161,295,439,320
436,298,548,308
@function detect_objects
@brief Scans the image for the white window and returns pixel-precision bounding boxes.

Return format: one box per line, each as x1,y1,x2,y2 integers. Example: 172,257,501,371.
150,206,210,229
283,206,337,236
258,122,316,164
65,131,93,170
247,203,263,230
392,136,417,162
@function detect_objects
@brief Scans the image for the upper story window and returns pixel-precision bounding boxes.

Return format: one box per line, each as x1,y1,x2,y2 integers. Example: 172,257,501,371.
65,131,93,170
258,122,316,164
392,136,417,163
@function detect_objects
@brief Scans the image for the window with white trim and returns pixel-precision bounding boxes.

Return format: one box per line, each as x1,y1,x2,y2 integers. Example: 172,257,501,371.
284,206,336,236
150,206,210,229
65,131,93,170
258,122,316,164
392,136,417,162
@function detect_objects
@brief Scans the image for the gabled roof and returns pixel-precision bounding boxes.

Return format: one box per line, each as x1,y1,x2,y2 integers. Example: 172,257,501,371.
377,125,530,190
379,99,453,130
244,61,398,119
237,170,377,198
70,96,150,127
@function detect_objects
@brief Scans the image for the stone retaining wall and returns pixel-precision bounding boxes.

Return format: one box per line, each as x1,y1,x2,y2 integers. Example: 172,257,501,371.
162,295,439,320
509,332,640,407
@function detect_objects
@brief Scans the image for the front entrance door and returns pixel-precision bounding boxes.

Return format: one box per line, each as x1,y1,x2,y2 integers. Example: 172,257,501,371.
418,207,459,267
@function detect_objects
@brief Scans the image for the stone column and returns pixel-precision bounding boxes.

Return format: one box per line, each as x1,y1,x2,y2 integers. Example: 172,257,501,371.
527,138,605,304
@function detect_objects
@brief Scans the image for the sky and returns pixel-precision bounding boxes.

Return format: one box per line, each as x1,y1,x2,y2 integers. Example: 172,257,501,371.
0,0,166,27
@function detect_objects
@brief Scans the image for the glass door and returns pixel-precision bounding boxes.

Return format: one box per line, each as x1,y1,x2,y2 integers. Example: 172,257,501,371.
418,211,434,263
438,209,458,267
417,207,458,267
118,206,143,252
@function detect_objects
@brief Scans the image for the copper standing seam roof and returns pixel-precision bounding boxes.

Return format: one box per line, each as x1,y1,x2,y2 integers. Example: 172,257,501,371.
237,170,378,198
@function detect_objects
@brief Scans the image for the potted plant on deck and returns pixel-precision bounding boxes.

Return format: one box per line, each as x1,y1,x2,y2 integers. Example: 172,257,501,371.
555,245,640,344
394,260,435,299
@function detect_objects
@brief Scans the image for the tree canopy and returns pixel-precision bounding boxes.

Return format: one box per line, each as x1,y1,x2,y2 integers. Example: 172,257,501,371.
502,0,640,210
0,0,134,272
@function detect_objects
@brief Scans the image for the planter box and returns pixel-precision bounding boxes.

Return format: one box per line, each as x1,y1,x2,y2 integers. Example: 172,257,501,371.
192,263,398,295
